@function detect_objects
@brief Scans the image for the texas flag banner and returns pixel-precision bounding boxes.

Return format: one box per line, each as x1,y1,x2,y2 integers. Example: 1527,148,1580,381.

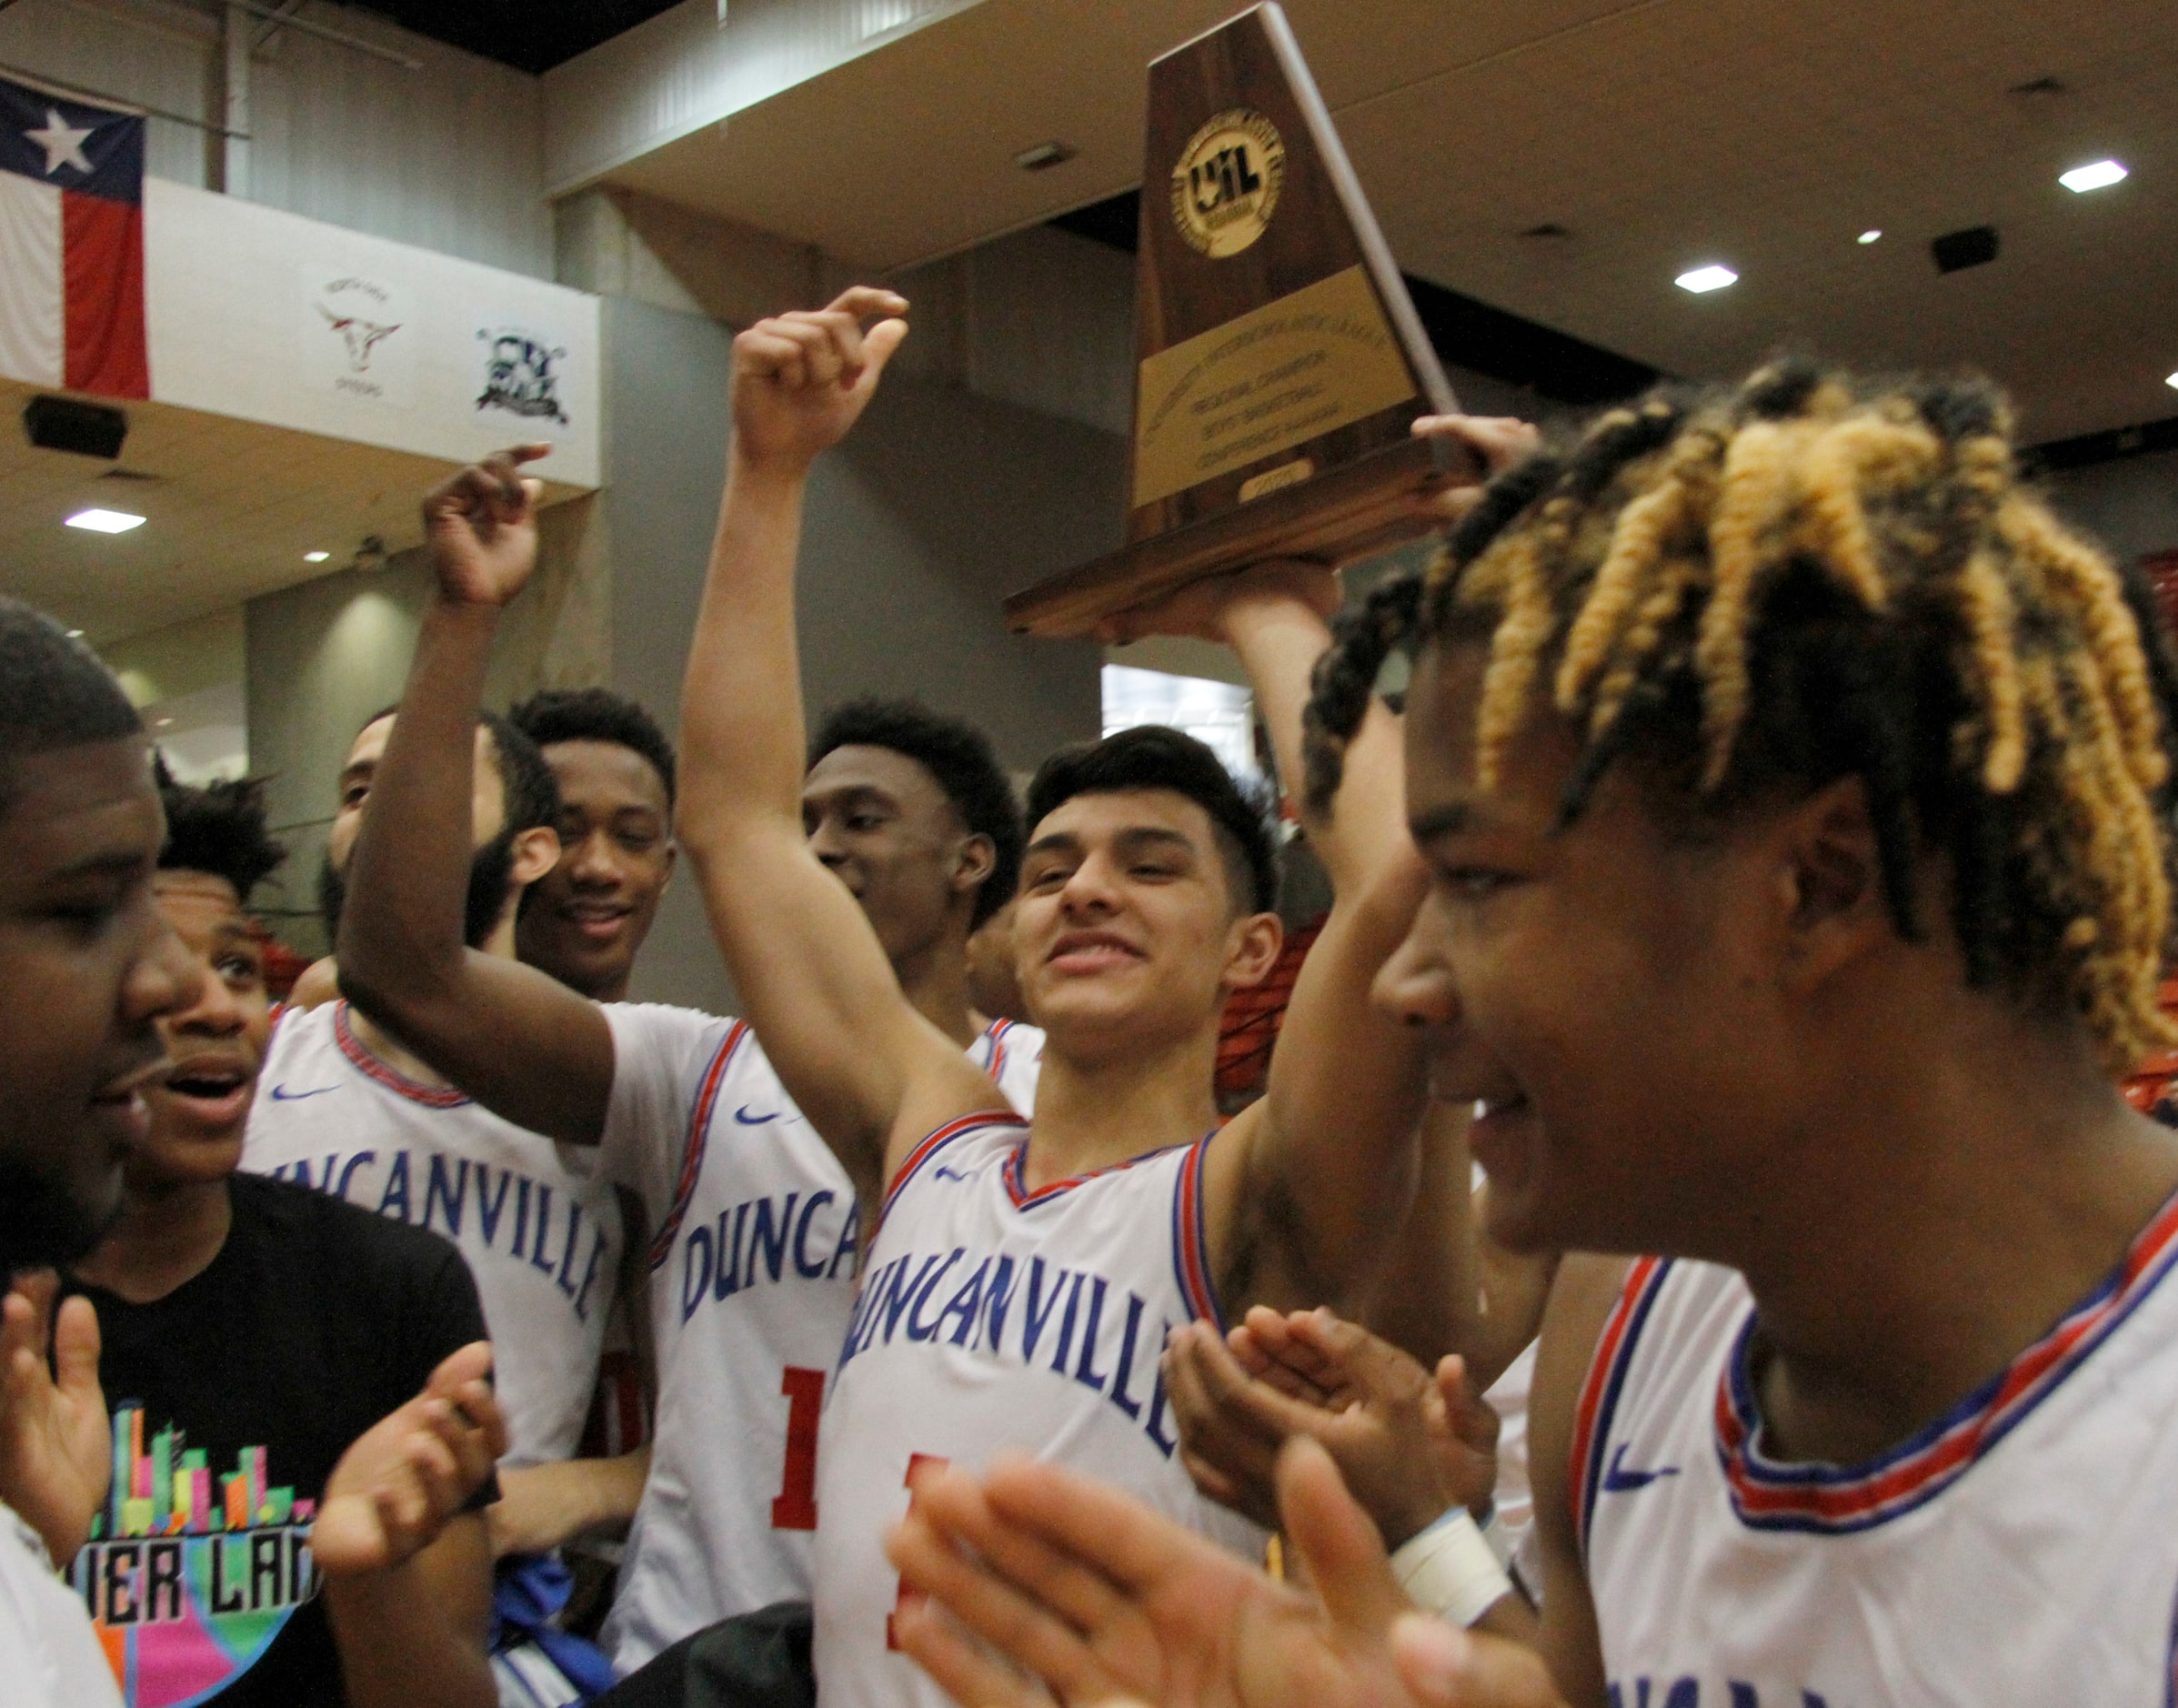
0,75,149,398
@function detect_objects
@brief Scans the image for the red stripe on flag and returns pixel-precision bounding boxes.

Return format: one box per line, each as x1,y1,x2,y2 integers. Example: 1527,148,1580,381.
61,190,147,399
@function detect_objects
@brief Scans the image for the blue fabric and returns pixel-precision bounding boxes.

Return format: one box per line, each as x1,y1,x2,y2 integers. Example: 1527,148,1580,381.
493,1554,619,1700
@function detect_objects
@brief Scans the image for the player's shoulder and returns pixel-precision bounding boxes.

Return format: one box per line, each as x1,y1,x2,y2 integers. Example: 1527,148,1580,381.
263,994,338,1063
603,998,742,1066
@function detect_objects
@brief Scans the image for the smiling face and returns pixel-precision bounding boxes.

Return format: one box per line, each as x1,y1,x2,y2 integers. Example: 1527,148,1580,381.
1014,788,1280,1060
0,738,197,1267
1375,639,1794,1259
134,870,273,1190
803,745,989,966
517,738,674,1000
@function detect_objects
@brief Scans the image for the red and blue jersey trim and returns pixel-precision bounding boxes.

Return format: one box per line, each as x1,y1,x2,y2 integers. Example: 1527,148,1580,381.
1569,1256,1671,1558
646,1020,749,1272
882,1110,1029,1221
977,1018,1015,1087
334,1000,471,1110
1169,1131,1223,1332
1001,1134,1182,1211
1717,1182,2178,1534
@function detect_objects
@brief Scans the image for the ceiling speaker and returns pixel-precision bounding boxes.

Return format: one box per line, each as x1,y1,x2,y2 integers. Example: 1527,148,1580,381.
1931,226,1999,275
24,396,127,460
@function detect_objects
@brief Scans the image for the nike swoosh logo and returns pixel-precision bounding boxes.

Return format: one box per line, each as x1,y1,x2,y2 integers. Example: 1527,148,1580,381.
932,1166,972,1182
269,1084,339,1101
733,1105,779,1125
1601,1442,1680,1493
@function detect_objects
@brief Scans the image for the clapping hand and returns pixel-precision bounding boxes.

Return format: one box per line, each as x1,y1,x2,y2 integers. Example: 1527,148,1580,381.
886,1437,1566,1708
1165,1307,1499,1547
0,1272,108,1564
311,1341,505,1577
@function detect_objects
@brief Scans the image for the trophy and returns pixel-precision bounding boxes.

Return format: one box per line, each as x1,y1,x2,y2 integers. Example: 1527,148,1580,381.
1004,2,1472,638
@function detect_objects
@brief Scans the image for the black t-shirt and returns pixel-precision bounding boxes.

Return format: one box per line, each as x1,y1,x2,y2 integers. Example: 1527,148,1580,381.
65,1172,492,1708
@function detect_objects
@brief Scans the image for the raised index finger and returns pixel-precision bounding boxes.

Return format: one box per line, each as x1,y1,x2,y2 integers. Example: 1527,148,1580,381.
826,286,909,325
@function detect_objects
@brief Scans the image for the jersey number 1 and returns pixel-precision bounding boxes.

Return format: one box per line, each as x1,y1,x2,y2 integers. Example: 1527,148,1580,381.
770,1366,825,1530
886,1453,950,1650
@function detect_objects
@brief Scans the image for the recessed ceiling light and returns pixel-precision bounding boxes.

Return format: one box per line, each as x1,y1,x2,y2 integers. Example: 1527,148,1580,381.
1675,264,1738,294
2060,159,2128,193
1013,141,1075,172
65,628,84,638
65,507,145,534
305,550,330,562
1858,229,1882,245
2165,370,2178,392
154,717,174,728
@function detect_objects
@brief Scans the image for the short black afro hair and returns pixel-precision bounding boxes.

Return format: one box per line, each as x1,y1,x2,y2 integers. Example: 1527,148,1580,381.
480,709,559,839
509,687,676,809
1027,725,1278,915
0,598,140,815
809,698,1023,929
156,759,286,904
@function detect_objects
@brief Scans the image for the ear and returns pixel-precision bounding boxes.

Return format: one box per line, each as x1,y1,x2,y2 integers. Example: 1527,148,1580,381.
1221,909,1286,993
658,839,678,892
509,825,562,889
951,832,997,900
1767,774,1894,993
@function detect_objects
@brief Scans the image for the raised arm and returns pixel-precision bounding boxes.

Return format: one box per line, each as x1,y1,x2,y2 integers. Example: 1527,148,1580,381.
336,447,619,1146
1201,421,1540,1317
676,290,998,1204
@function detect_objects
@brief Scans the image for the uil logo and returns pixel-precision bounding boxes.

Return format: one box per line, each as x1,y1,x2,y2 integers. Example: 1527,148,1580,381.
1170,109,1285,259
476,329,570,426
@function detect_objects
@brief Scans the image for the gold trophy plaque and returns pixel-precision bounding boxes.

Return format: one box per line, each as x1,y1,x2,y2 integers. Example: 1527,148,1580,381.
1004,2,1470,638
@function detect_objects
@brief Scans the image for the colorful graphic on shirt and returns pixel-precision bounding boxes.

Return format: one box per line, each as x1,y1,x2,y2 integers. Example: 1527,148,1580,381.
69,1402,317,1707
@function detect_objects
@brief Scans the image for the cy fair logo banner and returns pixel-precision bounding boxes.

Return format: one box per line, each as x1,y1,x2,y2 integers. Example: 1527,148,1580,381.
476,324,570,427
72,1402,318,1706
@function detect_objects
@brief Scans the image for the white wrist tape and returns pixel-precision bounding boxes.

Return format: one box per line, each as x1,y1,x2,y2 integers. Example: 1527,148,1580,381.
1389,1507,1514,1626
1481,1505,1515,1570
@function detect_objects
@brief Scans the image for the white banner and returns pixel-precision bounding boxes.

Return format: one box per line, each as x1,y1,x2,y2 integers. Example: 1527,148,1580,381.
146,180,599,487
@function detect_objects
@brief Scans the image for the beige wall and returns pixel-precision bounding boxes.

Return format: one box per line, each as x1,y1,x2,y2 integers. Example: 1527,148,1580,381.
103,609,247,709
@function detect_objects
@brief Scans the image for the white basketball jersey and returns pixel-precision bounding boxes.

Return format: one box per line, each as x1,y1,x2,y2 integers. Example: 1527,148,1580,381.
598,1007,1045,1674
812,1117,1269,1708
1571,1206,2178,1708
240,1002,624,1469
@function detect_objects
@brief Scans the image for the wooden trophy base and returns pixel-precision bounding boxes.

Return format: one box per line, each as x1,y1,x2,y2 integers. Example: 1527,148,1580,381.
1004,433,1468,638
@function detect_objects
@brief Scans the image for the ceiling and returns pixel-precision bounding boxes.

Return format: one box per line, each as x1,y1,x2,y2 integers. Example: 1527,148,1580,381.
0,380,581,645
597,0,2178,444
332,1,683,75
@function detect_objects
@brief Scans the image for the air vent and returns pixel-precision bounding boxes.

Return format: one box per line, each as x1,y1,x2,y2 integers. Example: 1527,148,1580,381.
1518,223,1572,240
97,467,163,483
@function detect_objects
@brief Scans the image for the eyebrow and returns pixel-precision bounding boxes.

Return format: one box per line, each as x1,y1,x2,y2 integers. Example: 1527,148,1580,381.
50,848,151,882
1407,801,1486,842
1111,827,1198,858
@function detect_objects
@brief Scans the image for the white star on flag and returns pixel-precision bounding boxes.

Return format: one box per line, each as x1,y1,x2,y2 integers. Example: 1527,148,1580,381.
25,107,94,176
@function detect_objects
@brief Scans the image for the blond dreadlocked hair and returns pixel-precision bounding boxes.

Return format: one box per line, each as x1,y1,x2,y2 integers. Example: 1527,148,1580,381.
1303,360,2178,1075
